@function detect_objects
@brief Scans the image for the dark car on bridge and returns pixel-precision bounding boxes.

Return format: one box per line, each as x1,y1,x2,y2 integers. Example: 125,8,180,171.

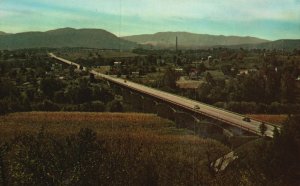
194,105,200,109
243,117,251,122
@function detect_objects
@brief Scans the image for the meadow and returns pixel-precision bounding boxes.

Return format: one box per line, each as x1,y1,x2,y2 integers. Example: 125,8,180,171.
0,112,229,185
246,114,288,125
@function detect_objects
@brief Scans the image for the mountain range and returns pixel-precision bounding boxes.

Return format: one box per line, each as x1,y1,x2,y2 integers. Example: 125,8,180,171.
122,32,269,48
0,28,299,50
227,39,300,50
0,31,8,36
0,28,136,50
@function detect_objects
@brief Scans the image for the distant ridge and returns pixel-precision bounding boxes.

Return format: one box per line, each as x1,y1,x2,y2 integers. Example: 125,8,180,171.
228,39,300,50
0,28,299,50
0,28,137,50
0,31,8,35
122,32,269,48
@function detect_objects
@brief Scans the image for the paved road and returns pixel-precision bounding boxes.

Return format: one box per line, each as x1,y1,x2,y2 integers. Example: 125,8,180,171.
49,53,276,138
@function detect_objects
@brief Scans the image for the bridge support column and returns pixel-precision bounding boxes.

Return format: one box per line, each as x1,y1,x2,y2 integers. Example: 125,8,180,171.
142,97,158,113
130,93,143,111
122,89,131,104
156,103,176,121
174,112,199,130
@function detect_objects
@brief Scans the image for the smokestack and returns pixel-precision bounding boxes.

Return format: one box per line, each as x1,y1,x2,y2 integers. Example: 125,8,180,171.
176,36,178,52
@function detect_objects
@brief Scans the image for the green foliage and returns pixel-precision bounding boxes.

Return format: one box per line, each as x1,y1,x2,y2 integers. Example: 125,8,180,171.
107,100,123,112
0,99,10,115
259,122,267,136
0,112,230,185
79,101,105,112
8,128,104,185
36,100,60,111
40,77,64,98
220,115,300,185
0,28,137,50
161,68,179,90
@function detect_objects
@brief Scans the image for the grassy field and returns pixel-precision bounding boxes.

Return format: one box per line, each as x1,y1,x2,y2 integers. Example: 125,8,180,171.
93,66,111,74
247,114,288,125
0,112,229,185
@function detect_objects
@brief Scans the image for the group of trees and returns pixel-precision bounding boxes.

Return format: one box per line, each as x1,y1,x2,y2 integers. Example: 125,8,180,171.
183,56,300,114
0,52,124,115
0,128,105,185
216,115,300,185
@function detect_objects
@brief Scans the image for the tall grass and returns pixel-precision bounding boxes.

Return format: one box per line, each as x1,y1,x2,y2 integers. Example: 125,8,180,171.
0,112,229,185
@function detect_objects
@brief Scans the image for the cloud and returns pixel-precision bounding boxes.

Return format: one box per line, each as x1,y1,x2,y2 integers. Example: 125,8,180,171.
0,0,299,39
4,0,300,22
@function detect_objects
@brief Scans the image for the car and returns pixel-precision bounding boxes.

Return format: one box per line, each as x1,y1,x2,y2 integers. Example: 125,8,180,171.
194,105,200,109
243,117,251,122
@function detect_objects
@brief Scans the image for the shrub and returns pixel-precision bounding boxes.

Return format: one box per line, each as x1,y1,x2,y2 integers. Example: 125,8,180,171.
107,100,123,112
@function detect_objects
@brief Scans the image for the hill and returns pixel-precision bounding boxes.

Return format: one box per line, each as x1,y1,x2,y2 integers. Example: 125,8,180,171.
0,28,137,50
0,31,8,35
230,39,300,50
122,32,269,48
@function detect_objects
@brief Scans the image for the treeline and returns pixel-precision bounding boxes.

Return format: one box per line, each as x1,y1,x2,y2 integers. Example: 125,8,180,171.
0,55,123,115
184,56,300,114
214,101,300,114
215,115,300,185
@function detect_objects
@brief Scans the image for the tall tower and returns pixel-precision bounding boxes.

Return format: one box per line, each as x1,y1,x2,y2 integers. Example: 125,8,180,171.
176,36,178,52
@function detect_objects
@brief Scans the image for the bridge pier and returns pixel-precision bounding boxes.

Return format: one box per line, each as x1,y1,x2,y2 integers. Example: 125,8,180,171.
121,89,131,104
130,93,144,111
174,112,199,129
156,103,177,121
142,97,158,113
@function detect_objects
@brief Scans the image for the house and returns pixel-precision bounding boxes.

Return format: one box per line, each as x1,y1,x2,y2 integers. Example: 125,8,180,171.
189,68,200,80
238,68,258,75
131,71,140,77
175,68,184,73
114,61,122,66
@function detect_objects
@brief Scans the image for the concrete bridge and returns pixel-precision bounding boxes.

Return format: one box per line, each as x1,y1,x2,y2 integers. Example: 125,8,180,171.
49,53,277,142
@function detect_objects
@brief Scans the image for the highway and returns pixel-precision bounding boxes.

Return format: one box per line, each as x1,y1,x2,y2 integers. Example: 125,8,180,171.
49,53,276,138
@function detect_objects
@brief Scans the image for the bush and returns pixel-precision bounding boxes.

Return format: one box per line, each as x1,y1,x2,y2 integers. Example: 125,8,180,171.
7,128,104,185
78,101,105,112
107,100,123,112
0,99,10,115
36,100,60,111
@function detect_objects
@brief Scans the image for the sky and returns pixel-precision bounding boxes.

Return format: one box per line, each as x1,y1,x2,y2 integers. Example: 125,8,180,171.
0,0,300,40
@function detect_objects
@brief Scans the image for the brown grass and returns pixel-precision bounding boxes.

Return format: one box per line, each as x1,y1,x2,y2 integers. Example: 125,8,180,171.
0,112,230,185
247,114,288,125
0,112,223,145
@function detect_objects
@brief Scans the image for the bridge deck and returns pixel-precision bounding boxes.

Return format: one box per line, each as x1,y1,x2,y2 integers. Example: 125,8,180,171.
49,53,276,138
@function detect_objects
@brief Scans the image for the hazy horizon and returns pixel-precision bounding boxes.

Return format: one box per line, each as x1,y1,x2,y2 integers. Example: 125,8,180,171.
1,0,300,40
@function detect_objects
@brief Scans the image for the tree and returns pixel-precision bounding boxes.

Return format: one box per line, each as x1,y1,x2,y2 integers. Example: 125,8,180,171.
107,100,123,112
8,128,104,185
76,78,93,104
259,122,267,136
40,78,64,98
205,72,216,86
162,68,179,90
281,72,295,103
233,115,300,185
